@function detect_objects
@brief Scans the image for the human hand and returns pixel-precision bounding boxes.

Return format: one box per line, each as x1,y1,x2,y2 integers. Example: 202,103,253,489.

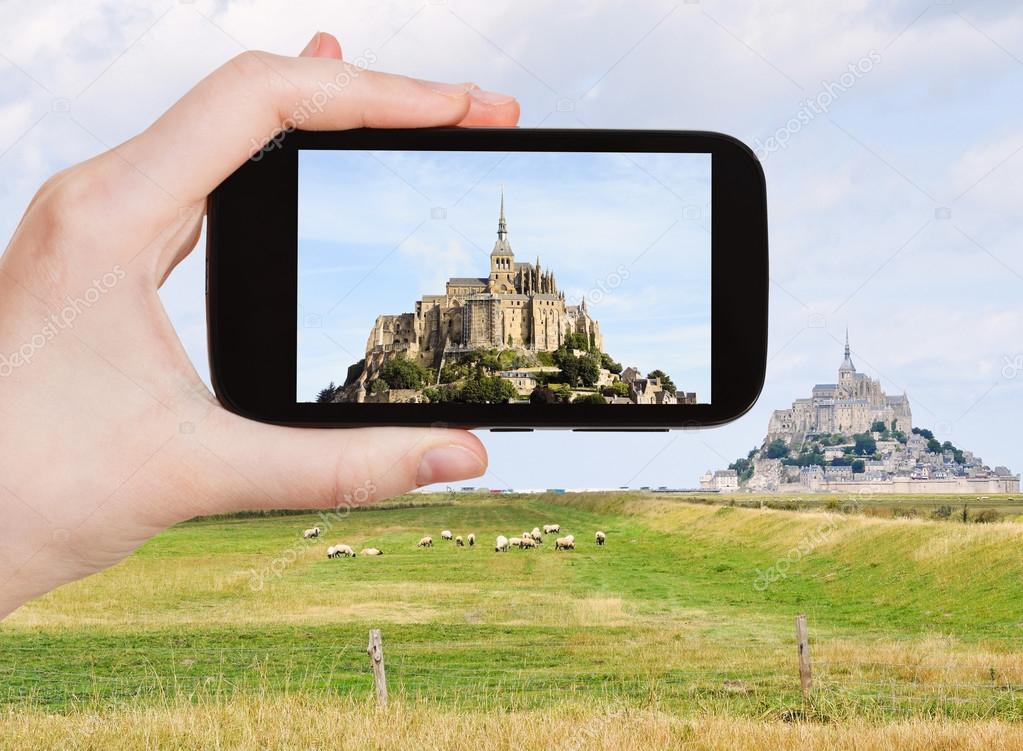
0,32,519,619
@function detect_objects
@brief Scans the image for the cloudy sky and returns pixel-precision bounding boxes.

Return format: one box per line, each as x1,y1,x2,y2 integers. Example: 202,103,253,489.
1,0,1021,491
296,149,712,402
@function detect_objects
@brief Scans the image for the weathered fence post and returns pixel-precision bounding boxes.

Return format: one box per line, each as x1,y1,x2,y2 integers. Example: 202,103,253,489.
367,628,388,707
795,614,812,701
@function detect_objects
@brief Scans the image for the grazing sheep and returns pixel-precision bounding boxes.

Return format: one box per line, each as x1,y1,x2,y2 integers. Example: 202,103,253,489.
326,545,337,558
520,537,538,549
596,531,606,545
328,544,355,558
508,537,525,549
495,535,509,552
456,536,464,547
417,536,433,548
360,548,383,556
531,527,543,543
543,524,560,535
441,530,453,541
554,537,575,550
468,533,476,547
303,527,321,539
564,534,575,543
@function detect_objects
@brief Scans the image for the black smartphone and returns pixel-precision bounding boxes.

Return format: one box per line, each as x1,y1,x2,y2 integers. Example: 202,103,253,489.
207,128,768,430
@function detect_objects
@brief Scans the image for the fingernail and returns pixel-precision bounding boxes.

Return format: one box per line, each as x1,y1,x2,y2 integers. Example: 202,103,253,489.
412,78,474,98
416,445,486,486
469,85,515,106
300,32,322,57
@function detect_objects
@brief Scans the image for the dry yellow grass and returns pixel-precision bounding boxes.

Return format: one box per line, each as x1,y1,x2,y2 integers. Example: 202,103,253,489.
3,696,1023,751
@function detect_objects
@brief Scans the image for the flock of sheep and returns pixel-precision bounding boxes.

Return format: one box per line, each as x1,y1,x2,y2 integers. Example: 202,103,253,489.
303,524,606,559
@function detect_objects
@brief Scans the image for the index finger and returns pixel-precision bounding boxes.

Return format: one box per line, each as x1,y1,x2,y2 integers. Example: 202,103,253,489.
121,50,519,206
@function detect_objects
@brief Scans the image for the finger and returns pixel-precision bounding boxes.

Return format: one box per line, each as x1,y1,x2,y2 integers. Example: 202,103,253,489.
198,412,488,513
121,50,519,207
457,85,522,127
299,31,343,60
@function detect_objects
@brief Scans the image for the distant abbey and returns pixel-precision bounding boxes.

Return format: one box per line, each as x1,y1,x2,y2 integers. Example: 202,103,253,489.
362,192,602,376
767,332,912,440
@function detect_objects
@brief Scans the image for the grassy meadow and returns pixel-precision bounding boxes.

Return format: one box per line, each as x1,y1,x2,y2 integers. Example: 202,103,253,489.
2,491,1023,749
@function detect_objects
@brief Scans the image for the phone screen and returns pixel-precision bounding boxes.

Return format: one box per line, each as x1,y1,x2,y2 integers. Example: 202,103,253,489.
296,150,712,408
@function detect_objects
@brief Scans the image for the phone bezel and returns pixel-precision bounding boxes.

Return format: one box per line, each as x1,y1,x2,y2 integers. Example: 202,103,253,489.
207,128,768,429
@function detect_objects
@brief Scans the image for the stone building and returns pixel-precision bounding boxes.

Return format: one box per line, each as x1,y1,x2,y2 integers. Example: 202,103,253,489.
362,192,602,379
767,332,912,442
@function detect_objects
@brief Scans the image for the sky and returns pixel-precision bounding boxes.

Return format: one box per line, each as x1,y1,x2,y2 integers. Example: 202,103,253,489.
296,149,712,402
1,0,1021,492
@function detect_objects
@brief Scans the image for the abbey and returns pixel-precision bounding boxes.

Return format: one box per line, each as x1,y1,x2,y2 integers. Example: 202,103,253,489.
363,193,602,376
767,333,912,440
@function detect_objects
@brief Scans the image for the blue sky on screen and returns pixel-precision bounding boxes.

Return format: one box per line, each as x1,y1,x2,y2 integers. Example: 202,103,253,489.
297,150,712,402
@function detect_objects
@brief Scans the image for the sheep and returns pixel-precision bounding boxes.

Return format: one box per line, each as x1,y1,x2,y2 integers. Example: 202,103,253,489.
416,536,433,548
554,537,575,550
360,548,383,556
468,533,476,547
441,530,453,541
564,534,575,543
508,537,525,549
302,527,321,539
495,535,509,552
543,524,560,535
595,531,606,545
520,537,538,549
456,535,464,547
530,528,543,544
328,544,355,558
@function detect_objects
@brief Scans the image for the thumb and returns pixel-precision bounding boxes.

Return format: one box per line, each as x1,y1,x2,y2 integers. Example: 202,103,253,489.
197,412,488,513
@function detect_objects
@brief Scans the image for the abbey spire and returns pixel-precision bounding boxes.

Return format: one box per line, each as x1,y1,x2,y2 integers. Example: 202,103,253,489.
497,186,507,241
840,328,855,373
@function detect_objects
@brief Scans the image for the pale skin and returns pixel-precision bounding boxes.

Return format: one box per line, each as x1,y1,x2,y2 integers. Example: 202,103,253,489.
0,32,520,620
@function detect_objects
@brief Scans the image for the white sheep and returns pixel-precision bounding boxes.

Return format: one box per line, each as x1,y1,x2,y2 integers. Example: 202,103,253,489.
360,547,383,556
303,527,321,539
456,535,464,547
596,531,606,545
508,537,525,549
468,533,476,547
441,530,453,541
554,537,575,550
417,536,433,548
543,524,560,535
328,544,355,558
530,528,543,544
564,534,575,543
495,535,509,552
520,537,538,549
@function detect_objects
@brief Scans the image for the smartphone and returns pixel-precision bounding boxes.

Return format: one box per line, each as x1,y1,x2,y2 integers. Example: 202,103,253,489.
207,128,768,430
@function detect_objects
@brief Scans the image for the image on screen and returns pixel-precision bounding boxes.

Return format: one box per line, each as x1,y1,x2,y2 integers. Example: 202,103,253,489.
297,150,711,406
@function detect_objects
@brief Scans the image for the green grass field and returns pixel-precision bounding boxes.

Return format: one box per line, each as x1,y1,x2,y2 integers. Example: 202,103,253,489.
3,492,1022,749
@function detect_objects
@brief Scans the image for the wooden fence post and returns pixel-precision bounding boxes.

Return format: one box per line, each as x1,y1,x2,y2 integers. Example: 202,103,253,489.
795,614,812,701
367,628,388,707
